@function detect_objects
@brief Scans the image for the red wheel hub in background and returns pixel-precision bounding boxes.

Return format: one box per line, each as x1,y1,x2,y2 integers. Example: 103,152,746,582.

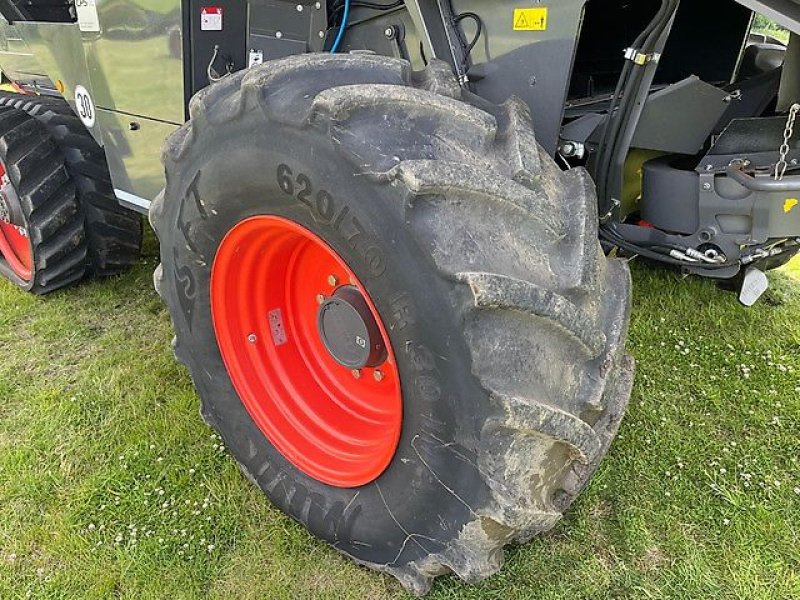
0,160,32,281
211,216,402,488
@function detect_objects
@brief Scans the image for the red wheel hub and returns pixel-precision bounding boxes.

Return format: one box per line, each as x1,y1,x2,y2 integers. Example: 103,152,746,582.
211,216,402,488
0,160,32,281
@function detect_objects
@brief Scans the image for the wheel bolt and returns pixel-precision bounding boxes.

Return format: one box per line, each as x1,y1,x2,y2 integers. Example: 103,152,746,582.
247,333,257,344
316,294,326,305
373,370,384,382
352,369,362,379
328,274,339,287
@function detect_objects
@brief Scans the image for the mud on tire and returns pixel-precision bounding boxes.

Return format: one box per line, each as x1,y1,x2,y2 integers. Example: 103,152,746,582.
151,54,634,595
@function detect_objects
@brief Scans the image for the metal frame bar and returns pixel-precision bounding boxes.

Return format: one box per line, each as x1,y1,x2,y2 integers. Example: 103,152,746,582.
735,0,800,34
404,0,468,82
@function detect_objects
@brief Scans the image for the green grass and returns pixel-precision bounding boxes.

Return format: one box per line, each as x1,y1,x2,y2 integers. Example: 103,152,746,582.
752,26,791,45
752,15,792,44
1,235,799,599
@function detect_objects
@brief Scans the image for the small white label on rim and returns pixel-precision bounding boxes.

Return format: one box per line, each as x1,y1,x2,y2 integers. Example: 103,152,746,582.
201,6,223,31
268,309,288,346
74,85,96,129
75,0,100,32
248,49,264,68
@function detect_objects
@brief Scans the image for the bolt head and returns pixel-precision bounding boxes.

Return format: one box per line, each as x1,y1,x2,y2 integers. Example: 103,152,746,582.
351,369,362,379
385,27,394,38
373,370,384,382
296,4,303,11
702,182,712,191
327,275,339,287
247,334,257,344
316,294,326,305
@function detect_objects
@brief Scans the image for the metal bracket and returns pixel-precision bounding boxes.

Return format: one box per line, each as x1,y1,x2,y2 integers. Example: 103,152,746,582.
739,267,769,306
404,0,468,83
624,47,661,66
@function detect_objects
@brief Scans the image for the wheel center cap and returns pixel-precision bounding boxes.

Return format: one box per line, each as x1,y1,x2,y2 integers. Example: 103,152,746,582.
317,285,387,369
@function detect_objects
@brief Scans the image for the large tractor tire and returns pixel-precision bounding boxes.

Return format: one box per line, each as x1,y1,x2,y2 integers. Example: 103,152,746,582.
152,54,634,594
0,106,87,293
0,92,142,277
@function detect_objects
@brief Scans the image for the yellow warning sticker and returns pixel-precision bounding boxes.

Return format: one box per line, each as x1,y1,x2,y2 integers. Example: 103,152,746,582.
513,7,548,31
784,198,799,214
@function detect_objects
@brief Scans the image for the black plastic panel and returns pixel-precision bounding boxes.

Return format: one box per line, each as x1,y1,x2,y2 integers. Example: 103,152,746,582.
188,0,247,95
248,0,327,61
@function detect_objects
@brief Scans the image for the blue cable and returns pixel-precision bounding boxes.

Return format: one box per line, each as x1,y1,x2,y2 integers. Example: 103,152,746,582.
330,0,350,53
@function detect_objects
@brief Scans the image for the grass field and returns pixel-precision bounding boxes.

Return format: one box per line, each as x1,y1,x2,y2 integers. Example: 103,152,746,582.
0,234,798,599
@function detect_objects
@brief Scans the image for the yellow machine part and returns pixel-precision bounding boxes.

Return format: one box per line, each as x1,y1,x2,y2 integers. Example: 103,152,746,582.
621,149,666,219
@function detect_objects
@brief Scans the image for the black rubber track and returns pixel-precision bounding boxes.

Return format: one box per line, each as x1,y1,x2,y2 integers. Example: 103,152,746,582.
0,106,86,293
151,55,634,595
0,92,142,277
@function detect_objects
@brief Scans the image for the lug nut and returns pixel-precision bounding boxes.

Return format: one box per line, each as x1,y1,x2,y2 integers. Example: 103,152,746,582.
327,274,339,287
316,294,326,305
373,370,384,382
352,369,362,379
247,333,257,344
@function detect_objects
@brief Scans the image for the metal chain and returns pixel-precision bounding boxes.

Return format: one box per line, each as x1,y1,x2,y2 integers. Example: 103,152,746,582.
775,103,800,180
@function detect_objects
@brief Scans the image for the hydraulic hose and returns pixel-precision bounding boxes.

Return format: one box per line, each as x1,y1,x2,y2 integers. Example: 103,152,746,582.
330,0,351,53
595,1,671,187
599,224,731,270
597,1,677,203
595,0,679,213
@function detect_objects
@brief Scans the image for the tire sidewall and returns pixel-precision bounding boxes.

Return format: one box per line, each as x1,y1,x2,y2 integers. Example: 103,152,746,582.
159,116,492,564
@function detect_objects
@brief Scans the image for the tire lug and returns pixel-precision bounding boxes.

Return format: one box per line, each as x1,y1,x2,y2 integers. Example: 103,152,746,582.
373,370,384,382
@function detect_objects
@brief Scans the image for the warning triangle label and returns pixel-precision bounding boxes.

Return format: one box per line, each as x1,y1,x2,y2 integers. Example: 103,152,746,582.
513,7,548,31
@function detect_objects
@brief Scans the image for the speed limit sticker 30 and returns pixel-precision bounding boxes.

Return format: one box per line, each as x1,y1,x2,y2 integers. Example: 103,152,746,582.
74,85,96,129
